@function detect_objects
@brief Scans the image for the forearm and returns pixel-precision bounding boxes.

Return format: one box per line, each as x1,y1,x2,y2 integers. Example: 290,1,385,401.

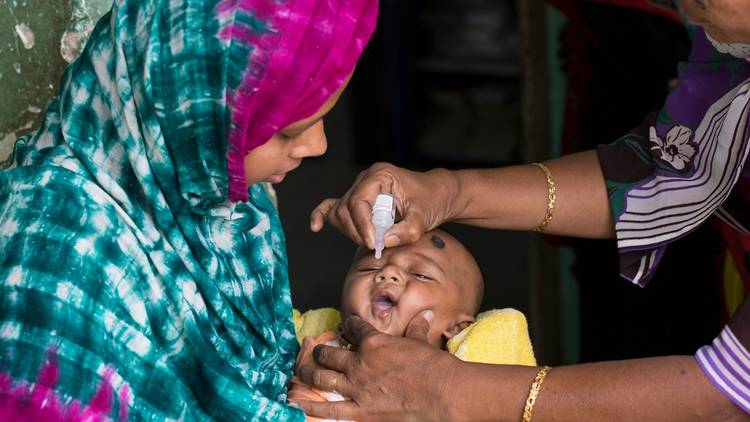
445,356,748,422
448,150,615,238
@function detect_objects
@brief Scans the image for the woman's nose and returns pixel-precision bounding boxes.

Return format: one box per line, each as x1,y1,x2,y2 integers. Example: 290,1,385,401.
290,120,328,159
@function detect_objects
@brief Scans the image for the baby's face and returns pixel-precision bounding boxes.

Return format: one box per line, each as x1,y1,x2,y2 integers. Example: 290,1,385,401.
340,231,480,347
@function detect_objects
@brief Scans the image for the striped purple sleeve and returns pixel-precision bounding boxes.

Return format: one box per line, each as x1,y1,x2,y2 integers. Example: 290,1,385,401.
596,28,750,287
695,295,750,414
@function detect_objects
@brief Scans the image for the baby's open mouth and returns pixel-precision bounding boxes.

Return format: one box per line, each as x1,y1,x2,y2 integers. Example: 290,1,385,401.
370,290,396,321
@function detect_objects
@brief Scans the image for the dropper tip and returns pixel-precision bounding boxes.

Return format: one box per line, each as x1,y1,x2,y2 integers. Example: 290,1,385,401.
374,238,384,259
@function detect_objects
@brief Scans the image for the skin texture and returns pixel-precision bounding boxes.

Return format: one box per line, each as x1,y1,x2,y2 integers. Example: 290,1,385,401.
340,229,483,347
294,315,750,422
243,76,350,185
677,0,750,43
310,151,614,249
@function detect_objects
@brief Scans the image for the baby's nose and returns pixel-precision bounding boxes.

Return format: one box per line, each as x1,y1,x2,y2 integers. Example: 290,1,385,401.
375,273,401,284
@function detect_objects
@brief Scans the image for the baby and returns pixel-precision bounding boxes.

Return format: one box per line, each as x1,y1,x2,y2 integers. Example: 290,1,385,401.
288,229,484,416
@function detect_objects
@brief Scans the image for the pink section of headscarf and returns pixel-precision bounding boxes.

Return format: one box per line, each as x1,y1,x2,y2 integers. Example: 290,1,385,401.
0,348,130,422
217,0,379,202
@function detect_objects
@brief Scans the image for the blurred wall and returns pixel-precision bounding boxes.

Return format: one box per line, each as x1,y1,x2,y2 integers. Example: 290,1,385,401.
0,0,110,163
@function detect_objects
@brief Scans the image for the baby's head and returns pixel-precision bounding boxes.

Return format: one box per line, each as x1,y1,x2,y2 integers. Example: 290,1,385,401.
341,229,484,348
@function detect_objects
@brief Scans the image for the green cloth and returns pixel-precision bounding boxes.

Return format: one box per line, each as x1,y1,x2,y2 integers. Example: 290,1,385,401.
0,0,307,419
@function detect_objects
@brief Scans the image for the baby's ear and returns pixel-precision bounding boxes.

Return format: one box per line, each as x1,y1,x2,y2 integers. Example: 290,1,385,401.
442,313,475,340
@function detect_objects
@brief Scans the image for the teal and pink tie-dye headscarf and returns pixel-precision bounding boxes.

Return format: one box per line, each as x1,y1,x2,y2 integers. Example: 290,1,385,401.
0,0,377,420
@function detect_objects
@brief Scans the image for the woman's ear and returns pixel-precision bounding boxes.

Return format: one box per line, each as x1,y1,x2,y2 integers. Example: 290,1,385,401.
442,313,475,341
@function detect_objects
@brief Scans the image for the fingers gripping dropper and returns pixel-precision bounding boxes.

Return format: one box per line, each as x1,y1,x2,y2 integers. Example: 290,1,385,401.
371,193,395,259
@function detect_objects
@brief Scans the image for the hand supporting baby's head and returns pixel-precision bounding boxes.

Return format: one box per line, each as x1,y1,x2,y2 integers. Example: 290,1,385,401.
340,229,484,348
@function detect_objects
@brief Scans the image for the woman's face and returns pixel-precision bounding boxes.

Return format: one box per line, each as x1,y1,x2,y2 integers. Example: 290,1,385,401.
678,0,750,43
243,78,349,185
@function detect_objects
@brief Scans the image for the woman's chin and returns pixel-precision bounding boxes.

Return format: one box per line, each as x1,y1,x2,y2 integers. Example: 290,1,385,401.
263,172,287,184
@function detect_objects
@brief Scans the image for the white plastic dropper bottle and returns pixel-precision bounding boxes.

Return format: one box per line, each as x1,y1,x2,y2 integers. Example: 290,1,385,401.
371,193,395,259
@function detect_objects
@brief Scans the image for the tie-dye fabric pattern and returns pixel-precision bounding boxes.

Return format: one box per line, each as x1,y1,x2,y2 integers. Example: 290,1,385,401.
0,0,377,420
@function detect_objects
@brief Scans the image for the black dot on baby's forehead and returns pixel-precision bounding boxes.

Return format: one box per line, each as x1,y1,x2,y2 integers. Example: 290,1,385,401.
430,235,446,249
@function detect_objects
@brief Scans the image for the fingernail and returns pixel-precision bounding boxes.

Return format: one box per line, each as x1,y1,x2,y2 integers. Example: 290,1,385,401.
313,345,323,361
385,234,400,247
289,401,300,409
422,310,434,322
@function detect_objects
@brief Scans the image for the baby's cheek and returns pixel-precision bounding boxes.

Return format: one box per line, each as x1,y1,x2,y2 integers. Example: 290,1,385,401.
340,278,368,317
399,291,440,328
339,285,355,317
339,291,360,319
426,324,448,348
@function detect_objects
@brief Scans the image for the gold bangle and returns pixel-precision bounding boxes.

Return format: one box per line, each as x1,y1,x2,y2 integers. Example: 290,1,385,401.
522,366,552,422
531,163,556,232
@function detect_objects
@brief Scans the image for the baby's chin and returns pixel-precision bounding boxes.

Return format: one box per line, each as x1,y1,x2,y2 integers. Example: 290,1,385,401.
345,307,448,347
344,309,404,337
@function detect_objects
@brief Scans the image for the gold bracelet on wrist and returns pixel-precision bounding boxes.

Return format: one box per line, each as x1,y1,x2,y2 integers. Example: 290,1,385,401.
522,365,552,422
531,163,556,232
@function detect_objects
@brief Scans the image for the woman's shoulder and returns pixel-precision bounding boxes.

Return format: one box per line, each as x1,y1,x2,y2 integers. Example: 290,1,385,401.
2,164,132,233
0,163,145,286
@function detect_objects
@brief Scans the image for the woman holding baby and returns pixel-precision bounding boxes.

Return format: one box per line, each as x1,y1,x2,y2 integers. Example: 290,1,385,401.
297,0,750,420
0,0,378,420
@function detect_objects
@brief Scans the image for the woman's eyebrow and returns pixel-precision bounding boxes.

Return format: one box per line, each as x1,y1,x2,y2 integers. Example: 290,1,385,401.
281,114,323,136
279,123,310,136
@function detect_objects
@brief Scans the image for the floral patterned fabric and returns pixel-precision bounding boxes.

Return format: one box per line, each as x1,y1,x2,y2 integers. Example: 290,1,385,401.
0,0,377,420
597,26,750,287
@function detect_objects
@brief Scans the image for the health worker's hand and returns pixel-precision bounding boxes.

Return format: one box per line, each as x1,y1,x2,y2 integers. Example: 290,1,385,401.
293,312,459,421
309,163,460,250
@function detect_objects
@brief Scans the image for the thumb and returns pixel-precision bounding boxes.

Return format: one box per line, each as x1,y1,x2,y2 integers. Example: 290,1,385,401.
384,211,426,248
405,310,433,341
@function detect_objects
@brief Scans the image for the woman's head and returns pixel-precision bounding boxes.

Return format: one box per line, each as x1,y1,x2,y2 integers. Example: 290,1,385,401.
678,0,750,44
222,0,378,201
61,0,379,209
55,0,378,209
242,73,349,186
